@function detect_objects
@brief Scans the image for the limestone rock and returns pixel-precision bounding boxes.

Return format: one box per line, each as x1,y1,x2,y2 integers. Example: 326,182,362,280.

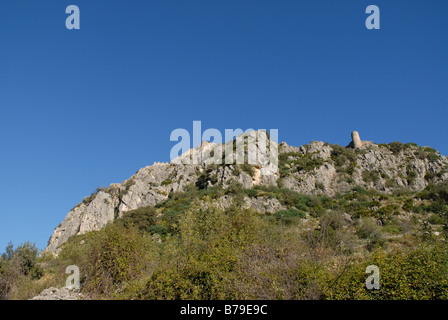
30,287,86,300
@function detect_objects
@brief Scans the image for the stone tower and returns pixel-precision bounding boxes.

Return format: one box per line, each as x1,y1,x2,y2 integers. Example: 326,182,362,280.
350,131,363,148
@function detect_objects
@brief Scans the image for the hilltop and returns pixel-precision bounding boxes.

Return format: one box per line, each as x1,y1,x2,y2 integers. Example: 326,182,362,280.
46,131,448,252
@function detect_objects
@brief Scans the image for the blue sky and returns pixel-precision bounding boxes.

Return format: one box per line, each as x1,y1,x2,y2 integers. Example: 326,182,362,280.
0,0,447,251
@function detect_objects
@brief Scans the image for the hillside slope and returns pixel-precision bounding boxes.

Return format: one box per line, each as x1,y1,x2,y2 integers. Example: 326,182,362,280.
46,131,448,252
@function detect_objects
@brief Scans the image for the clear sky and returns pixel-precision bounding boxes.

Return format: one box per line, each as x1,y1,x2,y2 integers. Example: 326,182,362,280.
0,0,447,251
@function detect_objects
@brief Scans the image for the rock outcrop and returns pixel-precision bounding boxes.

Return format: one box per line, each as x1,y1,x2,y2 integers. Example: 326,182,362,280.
30,287,86,300
45,131,448,253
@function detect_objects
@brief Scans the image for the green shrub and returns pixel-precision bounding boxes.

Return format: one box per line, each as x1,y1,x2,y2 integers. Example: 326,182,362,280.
418,182,448,203
334,155,349,167
315,182,325,190
225,181,244,195
195,172,209,190
115,206,157,233
161,179,172,186
276,189,310,210
405,142,418,148
356,219,384,251
362,170,380,183
123,178,136,192
331,145,357,163
240,164,255,177
244,189,259,198
402,199,414,212
275,209,306,222
81,225,154,298
296,156,324,172
279,152,325,174
327,245,448,299
415,147,440,162
0,242,43,299
407,171,417,185
427,214,444,225
388,141,404,154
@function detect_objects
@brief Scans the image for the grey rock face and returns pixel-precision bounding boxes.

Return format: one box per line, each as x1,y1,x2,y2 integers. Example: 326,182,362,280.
30,287,86,300
45,131,448,253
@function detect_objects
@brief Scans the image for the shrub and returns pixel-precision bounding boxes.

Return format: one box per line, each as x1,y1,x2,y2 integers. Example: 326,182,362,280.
327,245,448,299
123,178,135,192
232,166,241,176
356,219,384,251
334,155,349,167
115,206,157,233
80,225,155,298
195,172,209,190
407,171,417,185
418,182,448,203
402,199,414,212
161,179,172,186
225,181,244,195
275,209,306,222
405,143,418,148
315,182,325,190
305,211,353,254
331,145,357,163
82,193,97,205
0,242,43,300
362,170,380,183
296,156,324,172
415,147,440,162
240,164,255,177
244,189,259,198
389,141,405,154
276,189,310,210
427,214,444,225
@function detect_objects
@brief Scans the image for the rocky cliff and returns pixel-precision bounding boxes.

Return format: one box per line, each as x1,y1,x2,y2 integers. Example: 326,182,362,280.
46,131,448,253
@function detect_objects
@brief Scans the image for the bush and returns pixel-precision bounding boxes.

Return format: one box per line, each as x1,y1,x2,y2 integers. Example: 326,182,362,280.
331,145,357,163
334,155,349,167
296,156,324,172
356,219,384,251
277,189,305,207
78,225,155,298
244,189,259,198
362,170,380,183
0,242,43,300
275,209,306,223
315,182,325,190
225,181,244,195
407,170,417,185
415,147,440,162
327,245,448,299
389,141,405,154
427,214,444,225
115,206,157,233
123,178,136,192
195,172,209,190
402,199,414,212
161,179,172,186
418,182,448,203
125,201,261,300
240,164,255,177
405,142,418,148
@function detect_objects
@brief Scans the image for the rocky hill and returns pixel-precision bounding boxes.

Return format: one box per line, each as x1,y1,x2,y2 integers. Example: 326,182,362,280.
46,131,448,253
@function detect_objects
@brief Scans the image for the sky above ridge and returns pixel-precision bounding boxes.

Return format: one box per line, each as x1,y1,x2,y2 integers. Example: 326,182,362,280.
0,0,447,251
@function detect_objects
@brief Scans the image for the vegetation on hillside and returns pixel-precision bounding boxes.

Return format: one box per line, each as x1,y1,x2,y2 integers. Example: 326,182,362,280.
1,180,447,300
